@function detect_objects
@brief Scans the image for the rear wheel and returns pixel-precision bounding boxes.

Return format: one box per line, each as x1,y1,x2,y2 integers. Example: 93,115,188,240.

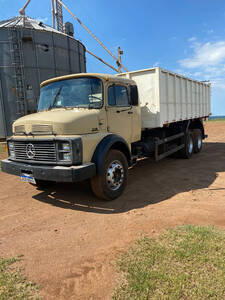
179,131,194,159
193,129,202,153
90,150,128,201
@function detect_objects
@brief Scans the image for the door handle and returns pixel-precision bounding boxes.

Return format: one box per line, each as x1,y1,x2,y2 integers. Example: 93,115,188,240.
116,109,133,114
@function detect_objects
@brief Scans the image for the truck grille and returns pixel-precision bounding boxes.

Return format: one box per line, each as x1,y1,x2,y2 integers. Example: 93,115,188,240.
14,141,57,162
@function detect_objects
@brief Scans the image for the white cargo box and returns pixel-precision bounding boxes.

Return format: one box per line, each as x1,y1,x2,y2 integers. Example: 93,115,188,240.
118,68,211,129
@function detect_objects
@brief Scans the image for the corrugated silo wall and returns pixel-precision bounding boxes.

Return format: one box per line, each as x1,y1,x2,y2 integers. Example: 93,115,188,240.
0,27,86,138
0,28,17,139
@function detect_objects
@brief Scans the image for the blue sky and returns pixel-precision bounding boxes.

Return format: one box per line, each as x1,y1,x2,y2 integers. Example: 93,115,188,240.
1,0,225,115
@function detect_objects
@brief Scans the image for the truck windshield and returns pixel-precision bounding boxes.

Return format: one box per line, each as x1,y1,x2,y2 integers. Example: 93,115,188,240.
38,77,103,111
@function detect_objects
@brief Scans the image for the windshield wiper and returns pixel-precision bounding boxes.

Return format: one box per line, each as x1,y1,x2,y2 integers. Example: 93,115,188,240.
89,95,102,101
48,87,62,110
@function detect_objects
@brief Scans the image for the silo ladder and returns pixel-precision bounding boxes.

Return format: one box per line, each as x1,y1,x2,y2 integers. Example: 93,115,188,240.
8,27,26,116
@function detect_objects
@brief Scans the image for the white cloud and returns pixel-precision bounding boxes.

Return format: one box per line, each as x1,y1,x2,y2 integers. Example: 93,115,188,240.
178,39,225,90
207,29,214,34
35,17,48,24
188,37,196,42
192,71,202,77
179,41,225,68
211,79,225,90
153,61,160,67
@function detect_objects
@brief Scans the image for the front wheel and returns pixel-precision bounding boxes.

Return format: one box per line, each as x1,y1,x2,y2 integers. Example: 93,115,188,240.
90,150,128,201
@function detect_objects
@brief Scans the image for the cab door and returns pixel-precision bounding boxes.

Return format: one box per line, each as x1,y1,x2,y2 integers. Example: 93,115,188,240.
106,84,133,144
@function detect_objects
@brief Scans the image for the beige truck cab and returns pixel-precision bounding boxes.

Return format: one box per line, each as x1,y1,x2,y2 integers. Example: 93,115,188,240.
2,73,141,199
2,69,210,200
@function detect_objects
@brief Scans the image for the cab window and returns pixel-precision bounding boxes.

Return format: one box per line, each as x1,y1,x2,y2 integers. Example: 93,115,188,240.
108,85,129,106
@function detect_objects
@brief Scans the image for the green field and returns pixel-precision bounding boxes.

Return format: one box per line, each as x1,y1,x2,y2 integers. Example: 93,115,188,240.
208,117,225,121
113,225,225,300
0,256,41,299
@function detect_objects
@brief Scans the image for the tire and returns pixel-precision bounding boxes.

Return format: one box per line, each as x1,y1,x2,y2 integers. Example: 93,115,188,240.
90,149,128,201
31,179,55,190
179,130,194,159
193,129,202,153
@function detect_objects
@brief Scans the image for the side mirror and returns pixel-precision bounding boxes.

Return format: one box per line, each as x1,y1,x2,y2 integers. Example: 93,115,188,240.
130,85,138,106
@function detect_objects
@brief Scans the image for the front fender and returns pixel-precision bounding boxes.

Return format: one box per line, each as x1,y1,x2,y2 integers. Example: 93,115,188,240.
91,134,131,174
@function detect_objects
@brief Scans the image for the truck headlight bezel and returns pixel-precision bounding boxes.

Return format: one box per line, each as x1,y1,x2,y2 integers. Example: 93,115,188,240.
7,141,15,158
56,138,82,165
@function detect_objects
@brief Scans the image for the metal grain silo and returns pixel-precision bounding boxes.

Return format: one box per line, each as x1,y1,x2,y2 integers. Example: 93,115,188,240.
0,16,86,138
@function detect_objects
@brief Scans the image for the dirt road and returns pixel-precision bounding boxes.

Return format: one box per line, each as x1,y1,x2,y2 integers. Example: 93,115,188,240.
0,121,225,299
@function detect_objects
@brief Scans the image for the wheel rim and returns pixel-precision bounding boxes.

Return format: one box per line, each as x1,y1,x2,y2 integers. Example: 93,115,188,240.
106,160,124,191
188,137,194,154
197,135,202,149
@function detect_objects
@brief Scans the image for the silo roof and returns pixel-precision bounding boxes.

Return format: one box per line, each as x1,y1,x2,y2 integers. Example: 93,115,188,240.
0,16,62,34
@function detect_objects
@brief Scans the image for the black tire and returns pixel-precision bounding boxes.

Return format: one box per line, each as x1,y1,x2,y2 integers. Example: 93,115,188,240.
193,129,202,153
32,179,55,190
179,131,194,159
90,150,128,201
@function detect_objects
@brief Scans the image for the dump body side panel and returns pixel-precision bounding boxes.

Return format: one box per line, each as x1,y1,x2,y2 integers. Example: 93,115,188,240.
118,68,211,129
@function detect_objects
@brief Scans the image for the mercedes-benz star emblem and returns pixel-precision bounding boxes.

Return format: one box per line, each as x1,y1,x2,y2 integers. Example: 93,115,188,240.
26,143,36,159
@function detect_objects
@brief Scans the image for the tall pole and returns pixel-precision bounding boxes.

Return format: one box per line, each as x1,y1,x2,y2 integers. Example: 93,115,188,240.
19,0,32,16
117,46,123,73
55,0,64,32
86,49,120,73
58,0,129,72
51,0,55,29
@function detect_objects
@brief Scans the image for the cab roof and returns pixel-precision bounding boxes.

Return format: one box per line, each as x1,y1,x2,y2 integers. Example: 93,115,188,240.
40,73,135,88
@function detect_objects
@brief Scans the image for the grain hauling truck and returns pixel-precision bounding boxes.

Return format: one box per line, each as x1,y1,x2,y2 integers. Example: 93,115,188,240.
2,67,211,200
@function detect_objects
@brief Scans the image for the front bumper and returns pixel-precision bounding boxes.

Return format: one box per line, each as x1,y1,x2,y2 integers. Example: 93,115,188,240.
1,159,96,182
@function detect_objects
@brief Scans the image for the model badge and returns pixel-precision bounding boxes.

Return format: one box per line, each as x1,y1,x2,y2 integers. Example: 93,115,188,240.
26,143,35,159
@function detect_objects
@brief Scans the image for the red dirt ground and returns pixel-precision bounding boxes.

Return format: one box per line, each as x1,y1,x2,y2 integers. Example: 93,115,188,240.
0,121,225,299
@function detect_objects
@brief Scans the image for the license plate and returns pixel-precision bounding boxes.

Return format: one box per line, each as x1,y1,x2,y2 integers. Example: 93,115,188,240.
20,173,36,184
